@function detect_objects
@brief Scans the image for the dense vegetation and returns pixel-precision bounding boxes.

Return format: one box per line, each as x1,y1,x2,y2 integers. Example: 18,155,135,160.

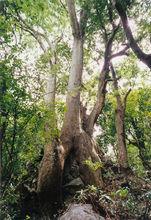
0,0,151,219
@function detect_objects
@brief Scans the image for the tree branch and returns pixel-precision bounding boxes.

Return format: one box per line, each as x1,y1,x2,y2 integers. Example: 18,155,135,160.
14,11,59,54
66,0,80,37
110,62,123,109
110,63,131,112
114,0,151,69
123,88,131,110
110,44,130,59
79,9,88,37
86,26,119,136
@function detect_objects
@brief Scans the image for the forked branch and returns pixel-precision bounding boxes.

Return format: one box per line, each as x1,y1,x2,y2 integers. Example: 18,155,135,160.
86,26,119,136
114,0,151,69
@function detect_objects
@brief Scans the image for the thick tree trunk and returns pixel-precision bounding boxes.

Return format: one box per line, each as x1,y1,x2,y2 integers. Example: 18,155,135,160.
61,36,103,188
37,139,63,207
37,37,103,212
37,4,120,209
74,131,103,186
61,38,84,146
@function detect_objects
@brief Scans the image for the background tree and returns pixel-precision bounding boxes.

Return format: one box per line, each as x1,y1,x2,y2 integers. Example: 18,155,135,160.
110,63,131,169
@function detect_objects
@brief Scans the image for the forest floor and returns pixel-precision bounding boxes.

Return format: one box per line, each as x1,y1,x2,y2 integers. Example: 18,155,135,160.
58,162,151,220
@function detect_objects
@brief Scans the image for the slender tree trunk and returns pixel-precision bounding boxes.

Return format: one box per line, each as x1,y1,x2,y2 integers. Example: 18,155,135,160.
115,107,128,169
0,122,6,198
44,74,56,108
110,64,129,169
0,77,7,198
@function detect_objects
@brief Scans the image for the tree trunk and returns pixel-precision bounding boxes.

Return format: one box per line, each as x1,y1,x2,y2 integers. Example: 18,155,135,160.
73,131,103,186
37,71,61,210
37,139,63,208
0,77,7,198
44,74,56,108
60,0,103,191
115,108,128,169
110,64,129,169
0,122,6,198
37,59,60,210
37,38,103,214
60,36,103,188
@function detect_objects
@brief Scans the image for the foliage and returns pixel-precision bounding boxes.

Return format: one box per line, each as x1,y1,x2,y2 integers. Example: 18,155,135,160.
111,188,129,199
98,86,151,175
84,158,103,171
74,183,151,219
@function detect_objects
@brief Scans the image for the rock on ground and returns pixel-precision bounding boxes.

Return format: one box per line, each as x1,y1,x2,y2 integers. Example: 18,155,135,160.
58,204,105,220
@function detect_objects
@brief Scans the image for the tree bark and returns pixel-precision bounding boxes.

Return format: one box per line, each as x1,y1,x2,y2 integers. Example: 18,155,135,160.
44,74,56,108
110,63,130,169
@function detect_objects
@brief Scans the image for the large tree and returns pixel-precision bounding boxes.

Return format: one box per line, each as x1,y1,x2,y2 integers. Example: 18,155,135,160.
36,0,130,213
